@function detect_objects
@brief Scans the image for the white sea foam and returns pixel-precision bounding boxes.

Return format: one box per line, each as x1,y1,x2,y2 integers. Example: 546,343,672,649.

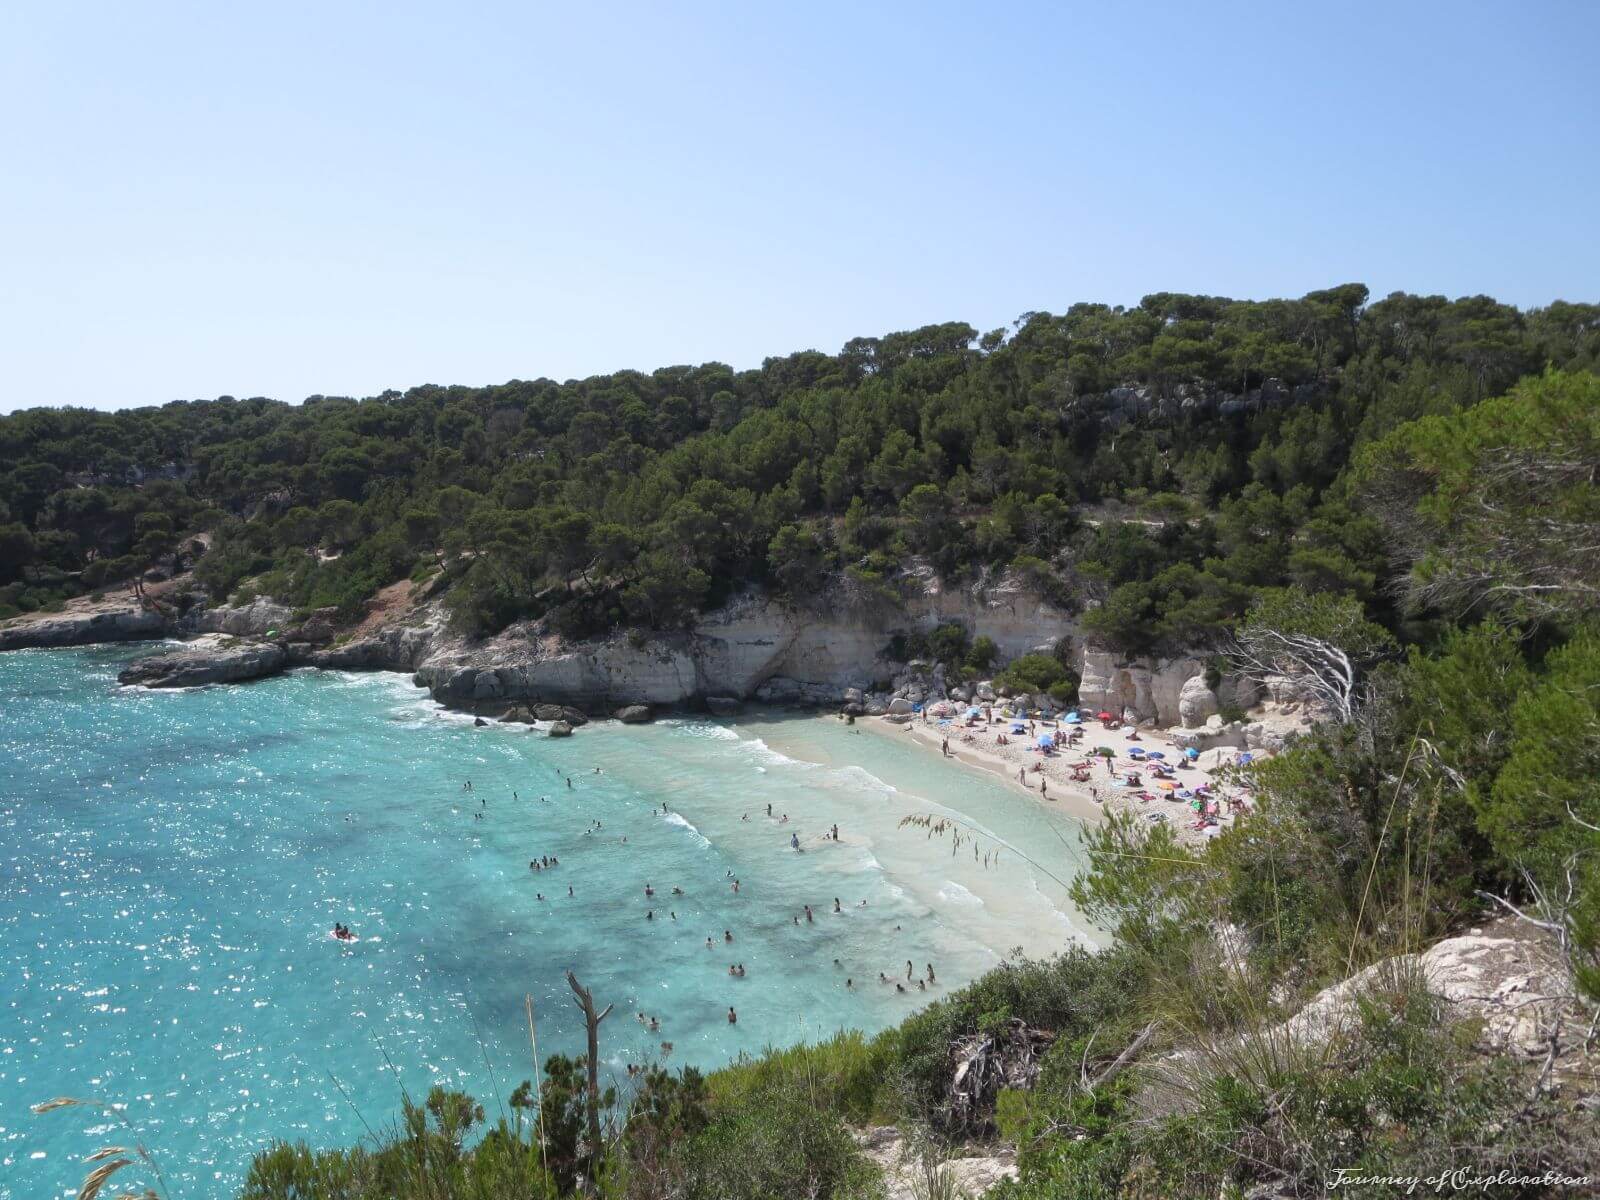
663,811,712,848
937,880,985,908
737,737,814,771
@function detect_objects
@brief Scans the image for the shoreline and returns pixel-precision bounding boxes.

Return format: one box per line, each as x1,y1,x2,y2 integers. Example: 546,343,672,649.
850,710,1252,851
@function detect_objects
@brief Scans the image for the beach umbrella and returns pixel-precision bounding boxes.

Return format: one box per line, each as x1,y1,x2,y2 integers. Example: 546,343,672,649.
1096,711,1114,721
1036,734,1054,749
1146,750,1166,760
1064,711,1082,724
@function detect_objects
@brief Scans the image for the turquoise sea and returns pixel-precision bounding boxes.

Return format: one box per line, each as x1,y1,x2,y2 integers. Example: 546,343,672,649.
0,646,1093,1198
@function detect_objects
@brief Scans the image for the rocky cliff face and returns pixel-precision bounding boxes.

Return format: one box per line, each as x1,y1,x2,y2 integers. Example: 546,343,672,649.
25,577,1295,751
411,573,1078,712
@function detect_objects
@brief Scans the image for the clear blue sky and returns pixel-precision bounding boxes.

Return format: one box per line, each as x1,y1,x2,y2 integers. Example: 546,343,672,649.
2,1,1596,413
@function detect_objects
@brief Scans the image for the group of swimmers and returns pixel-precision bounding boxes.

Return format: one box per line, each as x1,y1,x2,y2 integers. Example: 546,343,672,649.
331,922,355,941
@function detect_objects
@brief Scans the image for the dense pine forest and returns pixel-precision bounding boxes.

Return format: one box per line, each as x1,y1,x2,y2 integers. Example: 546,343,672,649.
13,286,1600,1198
2,287,1595,651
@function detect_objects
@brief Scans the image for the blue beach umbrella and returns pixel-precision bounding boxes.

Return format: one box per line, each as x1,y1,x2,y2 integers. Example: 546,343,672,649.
1036,734,1054,749
1064,712,1082,724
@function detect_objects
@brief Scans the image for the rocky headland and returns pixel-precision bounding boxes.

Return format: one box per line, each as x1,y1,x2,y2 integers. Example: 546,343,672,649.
0,571,1310,753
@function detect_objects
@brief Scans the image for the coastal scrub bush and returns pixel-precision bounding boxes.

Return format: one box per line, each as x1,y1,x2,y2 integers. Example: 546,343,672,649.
665,1079,881,1200
707,1030,897,1122
891,944,1148,1129
992,653,1065,696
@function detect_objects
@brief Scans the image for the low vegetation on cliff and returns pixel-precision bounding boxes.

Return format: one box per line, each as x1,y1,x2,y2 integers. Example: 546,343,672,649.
13,289,1600,1197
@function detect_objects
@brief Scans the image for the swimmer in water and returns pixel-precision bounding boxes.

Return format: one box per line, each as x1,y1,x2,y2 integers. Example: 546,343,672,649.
727,1006,737,1024
790,832,799,849
724,930,733,943
646,910,654,921
834,898,841,913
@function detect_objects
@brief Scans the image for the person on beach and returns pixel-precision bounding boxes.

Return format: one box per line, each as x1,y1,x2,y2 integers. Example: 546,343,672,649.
568,885,574,897
790,832,799,849
831,824,839,840
646,910,654,921
727,1007,737,1024
906,960,913,980
834,897,841,913
804,905,813,923
846,978,853,989
766,803,772,817
645,884,654,897
725,930,733,942
927,963,936,983
732,879,740,893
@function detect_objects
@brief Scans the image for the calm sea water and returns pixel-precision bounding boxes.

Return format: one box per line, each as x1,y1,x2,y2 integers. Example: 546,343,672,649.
0,646,1093,1198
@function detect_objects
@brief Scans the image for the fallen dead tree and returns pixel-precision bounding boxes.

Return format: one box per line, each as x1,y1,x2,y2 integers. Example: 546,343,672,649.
946,1017,1055,1133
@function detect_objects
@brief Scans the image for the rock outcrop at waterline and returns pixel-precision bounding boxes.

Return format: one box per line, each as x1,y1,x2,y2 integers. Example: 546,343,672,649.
0,605,169,651
117,635,289,688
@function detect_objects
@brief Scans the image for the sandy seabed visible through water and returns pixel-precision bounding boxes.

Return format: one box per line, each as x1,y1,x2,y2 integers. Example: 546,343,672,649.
0,646,1095,1199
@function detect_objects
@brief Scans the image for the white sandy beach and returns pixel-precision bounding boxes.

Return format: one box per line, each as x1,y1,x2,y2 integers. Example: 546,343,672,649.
853,708,1259,850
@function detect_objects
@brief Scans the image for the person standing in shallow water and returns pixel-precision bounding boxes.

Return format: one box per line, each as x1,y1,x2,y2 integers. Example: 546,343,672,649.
727,1006,737,1024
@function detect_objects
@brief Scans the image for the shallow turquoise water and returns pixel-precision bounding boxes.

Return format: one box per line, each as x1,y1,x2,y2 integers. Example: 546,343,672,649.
0,646,1092,1198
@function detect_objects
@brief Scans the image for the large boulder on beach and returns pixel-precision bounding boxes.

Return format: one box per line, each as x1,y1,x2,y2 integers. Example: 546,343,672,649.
499,705,534,723
117,637,288,689
533,703,590,724
706,695,743,716
547,720,574,737
842,686,864,704
1178,674,1221,726
888,697,915,715
614,704,653,723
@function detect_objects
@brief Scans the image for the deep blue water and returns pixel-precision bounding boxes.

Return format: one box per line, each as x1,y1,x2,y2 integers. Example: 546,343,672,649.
0,646,1089,1198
